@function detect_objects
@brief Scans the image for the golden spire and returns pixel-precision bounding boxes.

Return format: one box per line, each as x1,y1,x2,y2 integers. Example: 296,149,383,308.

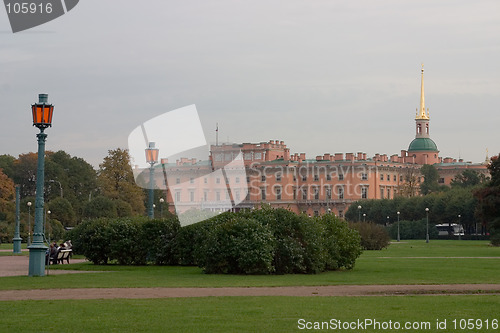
416,64,430,120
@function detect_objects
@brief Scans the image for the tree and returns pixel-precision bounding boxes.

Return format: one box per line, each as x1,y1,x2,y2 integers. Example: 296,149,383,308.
12,152,38,198
47,197,77,227
83,196,118,219
398,167,419,197
0,155,16,179
451,170,486,188
474,155,500,245
46,150,98,220
98,148,145,215
419,164,440,195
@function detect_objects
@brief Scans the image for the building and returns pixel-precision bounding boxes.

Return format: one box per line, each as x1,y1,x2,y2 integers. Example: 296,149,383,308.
162,67,489,218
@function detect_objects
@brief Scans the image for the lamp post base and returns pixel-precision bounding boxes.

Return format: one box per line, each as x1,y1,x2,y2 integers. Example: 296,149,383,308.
28,244,48,276
13,237,22,254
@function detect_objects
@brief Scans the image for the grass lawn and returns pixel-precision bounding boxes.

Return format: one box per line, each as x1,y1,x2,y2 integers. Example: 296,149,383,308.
1,240,499,333
1,296,498,333
0,240,499,290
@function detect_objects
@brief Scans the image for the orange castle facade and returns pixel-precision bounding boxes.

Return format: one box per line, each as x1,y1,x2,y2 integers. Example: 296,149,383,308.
162,68,489,217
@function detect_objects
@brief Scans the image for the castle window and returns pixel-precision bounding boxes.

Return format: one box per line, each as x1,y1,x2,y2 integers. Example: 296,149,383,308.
339,174,344,181
387,174,390,181
314,175,319,181
393,174,397,182
361,187,368,199
380,174,384,181
276,173,282,182
438,178,445,184
361,173,368,180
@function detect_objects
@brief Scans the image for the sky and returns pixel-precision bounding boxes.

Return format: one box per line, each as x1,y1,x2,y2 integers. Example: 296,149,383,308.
1,0,499,168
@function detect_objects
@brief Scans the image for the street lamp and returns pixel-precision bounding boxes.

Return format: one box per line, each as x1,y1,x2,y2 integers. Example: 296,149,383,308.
13,185,22,254
49,179,63,197
27,201,32,246
159,198,164,219
145,142,159,219
363,213,366,222
458,214,462,241
358,205,362,222
397,211,400,242
386,216,389,226
425,207,430,243
28,93,54,277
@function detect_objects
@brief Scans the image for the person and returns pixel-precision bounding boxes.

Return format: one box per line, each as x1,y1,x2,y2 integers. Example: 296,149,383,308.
46,243,58,265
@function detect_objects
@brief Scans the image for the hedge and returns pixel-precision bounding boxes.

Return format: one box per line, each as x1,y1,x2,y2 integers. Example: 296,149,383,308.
68,207,363,274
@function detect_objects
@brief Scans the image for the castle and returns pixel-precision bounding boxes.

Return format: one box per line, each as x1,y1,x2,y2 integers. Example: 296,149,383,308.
161,67,489,217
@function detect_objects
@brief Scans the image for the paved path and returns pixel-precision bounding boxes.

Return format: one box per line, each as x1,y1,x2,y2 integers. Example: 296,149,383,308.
1,255,499,301
0,284,499,301
0,255,88,277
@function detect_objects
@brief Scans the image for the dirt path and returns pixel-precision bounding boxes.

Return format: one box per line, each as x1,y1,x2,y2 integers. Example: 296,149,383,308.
1,284,499,301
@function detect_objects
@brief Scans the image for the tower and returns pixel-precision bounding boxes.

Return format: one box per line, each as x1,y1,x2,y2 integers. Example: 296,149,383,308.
407,65,439,164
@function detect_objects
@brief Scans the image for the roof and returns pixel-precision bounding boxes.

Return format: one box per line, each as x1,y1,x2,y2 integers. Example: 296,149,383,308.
408,138,438,152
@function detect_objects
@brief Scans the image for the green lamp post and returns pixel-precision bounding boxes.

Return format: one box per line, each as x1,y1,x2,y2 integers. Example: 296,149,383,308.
13,185,22,254
145,142,159,219
28,93,54,277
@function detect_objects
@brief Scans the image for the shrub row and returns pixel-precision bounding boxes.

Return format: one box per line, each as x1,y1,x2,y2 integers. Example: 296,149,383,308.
349,222,391,250
68,207,363,274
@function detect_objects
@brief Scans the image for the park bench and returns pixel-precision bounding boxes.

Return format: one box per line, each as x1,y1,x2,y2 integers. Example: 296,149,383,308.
51,249,72,265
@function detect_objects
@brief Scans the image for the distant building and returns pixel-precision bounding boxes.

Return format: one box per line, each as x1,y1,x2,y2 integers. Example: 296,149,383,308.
162,67,489,217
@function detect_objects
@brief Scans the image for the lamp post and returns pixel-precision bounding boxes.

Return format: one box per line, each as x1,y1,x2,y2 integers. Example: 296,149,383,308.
358,205,362,222
397,211,400,242
13,185,22,254
386,216,389,226
27,201,32,246
159,198,164,219
145,142,159,219
28,93,54,277
458,214,462,241
363,213,366,222
425,207,429,243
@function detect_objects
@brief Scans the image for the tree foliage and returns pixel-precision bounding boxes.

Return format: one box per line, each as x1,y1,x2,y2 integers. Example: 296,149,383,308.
98,148,145,215
474,155,500,245
419,164,440,195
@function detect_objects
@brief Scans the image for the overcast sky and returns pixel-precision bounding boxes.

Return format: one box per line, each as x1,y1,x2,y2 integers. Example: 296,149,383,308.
1,0,499,167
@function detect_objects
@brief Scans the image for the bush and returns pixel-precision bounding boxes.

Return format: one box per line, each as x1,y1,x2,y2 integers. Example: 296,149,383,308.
68,217,181,265
197,215,274,274
321,214,363,270
68,218,111,264
350,222,390,250
68,207,364,274
387,219,439,240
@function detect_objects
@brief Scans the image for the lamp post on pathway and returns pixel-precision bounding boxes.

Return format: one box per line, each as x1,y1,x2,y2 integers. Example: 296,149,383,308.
363,213,366,222
397,211,401,242
28,93,54,277
145,142,159,219
13,185,22,254
358,205,362,222
27,201,32,246
458,214,462,241
425,207,430,243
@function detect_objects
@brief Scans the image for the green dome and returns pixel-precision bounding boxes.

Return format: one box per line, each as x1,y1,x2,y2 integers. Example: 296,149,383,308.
408,138,438,151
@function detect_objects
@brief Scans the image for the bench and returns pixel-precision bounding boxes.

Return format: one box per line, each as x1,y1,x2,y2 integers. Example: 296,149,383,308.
50,249,72,265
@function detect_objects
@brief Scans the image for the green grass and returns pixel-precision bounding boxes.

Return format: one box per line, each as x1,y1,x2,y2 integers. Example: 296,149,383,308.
0,240,499,290
0,296,498,332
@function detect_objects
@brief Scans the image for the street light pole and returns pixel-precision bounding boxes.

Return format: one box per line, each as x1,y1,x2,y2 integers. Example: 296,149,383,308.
397,211,400,242
363,213,366,222
145,142,159,220
425,207,430,243
159,198,164,219
49,179,63,197
27,201,32,246
358,205,362,222
13,185,22,254
458,214,462,241
28,93,54,276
